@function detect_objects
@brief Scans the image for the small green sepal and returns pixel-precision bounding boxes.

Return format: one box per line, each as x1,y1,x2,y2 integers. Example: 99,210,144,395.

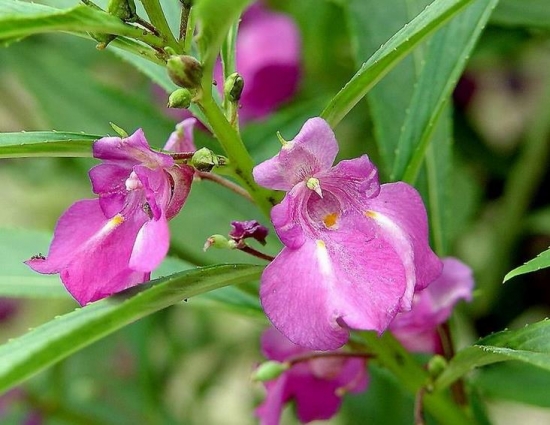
427,355,448,379
191,147,219,172
203,235,237,251
224,72,245,103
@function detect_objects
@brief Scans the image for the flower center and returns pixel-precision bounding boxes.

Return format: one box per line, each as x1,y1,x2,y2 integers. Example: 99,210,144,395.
307,191,342,230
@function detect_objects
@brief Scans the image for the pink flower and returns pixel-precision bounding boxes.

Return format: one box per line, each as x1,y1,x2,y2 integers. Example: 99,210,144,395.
253,117,442,350
256,327,367,425
390,257,474,353
229,2,301,122
26,129,194,305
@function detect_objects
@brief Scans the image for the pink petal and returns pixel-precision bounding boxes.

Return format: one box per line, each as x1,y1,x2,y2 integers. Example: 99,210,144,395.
164,118,197,152
129,216,170,272
165,165,194,220
253,118,339,190
261,223,407,350
365,182,442,310
26,199,149,305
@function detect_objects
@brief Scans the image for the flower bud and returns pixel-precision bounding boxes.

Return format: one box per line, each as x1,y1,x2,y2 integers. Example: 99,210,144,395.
167,88,192,109
191,147,218,172
251,360,289,382
203,235,237,251
224,72,245,103
107,0,137,22
167,55,203,89
427,355,448,379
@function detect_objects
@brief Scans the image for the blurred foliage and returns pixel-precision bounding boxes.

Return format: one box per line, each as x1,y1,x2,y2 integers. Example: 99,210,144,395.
0,0,549,424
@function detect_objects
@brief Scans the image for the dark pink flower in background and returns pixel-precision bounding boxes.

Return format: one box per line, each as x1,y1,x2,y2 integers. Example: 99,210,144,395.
26,129,194,305
390,257,474,353
226,2,301,122
253,117,442,350
256,327,367,425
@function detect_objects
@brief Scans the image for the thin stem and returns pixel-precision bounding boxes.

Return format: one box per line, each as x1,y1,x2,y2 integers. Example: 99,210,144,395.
179,0,192,43
139,0,182,53
287,351,372,367
360,332,473,425
197,91,281,217
134,16,160,36
238,245,275,262
197,171,254,203
437,323,467,406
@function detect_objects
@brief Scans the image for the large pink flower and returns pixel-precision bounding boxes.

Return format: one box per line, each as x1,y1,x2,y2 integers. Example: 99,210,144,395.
390,257,474,353
256,327,367,425
253,117,442,350
26,129,194,305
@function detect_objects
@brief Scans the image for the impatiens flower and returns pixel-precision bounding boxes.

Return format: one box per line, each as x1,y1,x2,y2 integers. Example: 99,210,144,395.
256,326,367,425
26,129,194,305
390,257,474,353
213,1,300,123
253,117,442,350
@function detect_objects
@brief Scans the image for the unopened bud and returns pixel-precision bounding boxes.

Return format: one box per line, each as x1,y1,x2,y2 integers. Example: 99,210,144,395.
168,88,192,109
427,355,447,379
167,55,203,89
191,147,218,172
107,0,137,21
252,361,289,382
203,235,237,251
224,72,244,103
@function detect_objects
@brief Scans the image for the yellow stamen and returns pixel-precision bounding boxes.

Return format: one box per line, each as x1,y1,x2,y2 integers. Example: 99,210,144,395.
323,213,338,229
306,177,323,197
316,240,326,249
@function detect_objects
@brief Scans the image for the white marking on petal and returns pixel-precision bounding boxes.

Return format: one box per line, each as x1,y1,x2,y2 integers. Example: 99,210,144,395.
365,210,416,309
315,239,333,277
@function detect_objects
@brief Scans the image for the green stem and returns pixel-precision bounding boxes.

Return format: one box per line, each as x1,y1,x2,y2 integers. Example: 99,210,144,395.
473,71,550,314
360,332,473,425
139,0,181,53
197,89,281,217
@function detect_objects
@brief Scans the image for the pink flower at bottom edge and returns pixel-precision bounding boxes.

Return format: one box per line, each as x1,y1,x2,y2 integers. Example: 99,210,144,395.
256,327,368,425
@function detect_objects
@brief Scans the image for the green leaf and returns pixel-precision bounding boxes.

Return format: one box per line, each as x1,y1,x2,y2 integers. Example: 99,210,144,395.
391,0,499,183
491,0,550,29
0,228,66,298
0,131,97,158
474,362,550,407
0,0,163,47
503,247,550,282
194,0,252,68
321,0,477,128
346,0,431,173
0,264,263,393
435,319,550,390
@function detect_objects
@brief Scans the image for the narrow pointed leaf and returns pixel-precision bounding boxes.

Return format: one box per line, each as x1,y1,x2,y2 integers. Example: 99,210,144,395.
435,320,550,390
503,247,550,282
0,264,263,393
0,1,163,47
392,0,498,183
320,0,476,128
0,132,97,158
